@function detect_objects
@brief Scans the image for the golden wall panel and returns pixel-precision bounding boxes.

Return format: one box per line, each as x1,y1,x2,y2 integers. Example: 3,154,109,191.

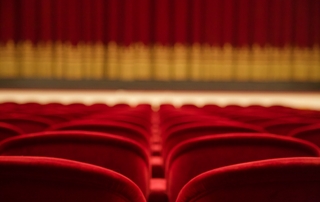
105,42,118,80
172,44,188,81
310,46,320,81
135,44,151,80
0,41,18,78
153,44,171,81
91,42,105,80
189,44,201,81
202,44,212,81
0,42,319,82
19,41,36,78
36,42,52,78
120,45,135,81
218,44,234,81
235,47,251,81
51,42,64,79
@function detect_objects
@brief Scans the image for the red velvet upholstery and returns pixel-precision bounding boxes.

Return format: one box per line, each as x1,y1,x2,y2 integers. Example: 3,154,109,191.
0,102,18,111
38,114,69,123
160,115,232,135
106,106,151,122
162,122,265,159
83,114,151,133
166,133,320,202
263,119,314,135
0,131,150,196
0,156,146,202
289,124,320,148
176,157,320,202
49,120,150,148
88,103,110,110
0,122,23,142
0,117,52,134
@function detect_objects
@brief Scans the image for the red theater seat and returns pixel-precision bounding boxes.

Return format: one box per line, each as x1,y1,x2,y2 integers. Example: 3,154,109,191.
43,102,65,108
85,114,151,133
37,113,70,123
263,119,315,136
160,115,232,135
49,120,150,148
0,123,23,142
0,131,150,196
0,156,146,202
166,133,320,202
176,157,320,202
159,104,175,111
0,102,18,111
289,124,320,148
162,122,264,159
0,116,52,134
112,103,131,108
88,103,110,111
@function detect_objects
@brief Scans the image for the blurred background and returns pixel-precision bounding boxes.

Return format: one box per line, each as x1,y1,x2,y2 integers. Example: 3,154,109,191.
0,0,319,93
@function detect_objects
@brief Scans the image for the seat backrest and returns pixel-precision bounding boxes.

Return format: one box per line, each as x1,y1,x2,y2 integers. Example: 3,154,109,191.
0,131,150,196
166,133,320,202
162,122,264,159
84,114,150,133
49,120,150,148
0,122,23,142
161,115,231,135
263,119,314,135
0,117,52,134
176,157,320,202
289,124,320,148
0,156,146,202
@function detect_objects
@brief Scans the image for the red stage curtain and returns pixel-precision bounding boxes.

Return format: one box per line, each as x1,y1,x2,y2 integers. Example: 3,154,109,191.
0,0,319,81
0,0,319,47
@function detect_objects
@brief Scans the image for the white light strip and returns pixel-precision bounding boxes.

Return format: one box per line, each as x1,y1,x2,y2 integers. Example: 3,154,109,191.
0,89,319,110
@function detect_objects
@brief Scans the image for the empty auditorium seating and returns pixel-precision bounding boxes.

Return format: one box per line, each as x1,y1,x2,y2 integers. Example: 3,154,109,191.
166,133,320,201
0,101,319,202
176,157,320,202
0,131,150,196
0,156,146,202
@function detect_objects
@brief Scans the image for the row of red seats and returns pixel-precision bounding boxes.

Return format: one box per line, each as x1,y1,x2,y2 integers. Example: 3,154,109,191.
159,104,320,149
2,156,320,202
153,104,320,201
0,102,153,201
0,103,320,201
